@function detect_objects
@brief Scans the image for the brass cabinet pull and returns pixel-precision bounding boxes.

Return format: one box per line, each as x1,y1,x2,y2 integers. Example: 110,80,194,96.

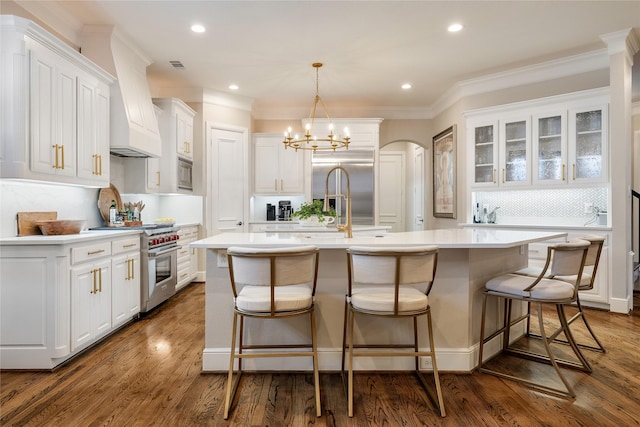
562,164,566,181
572,163,576,180
52,145,59,169
98,267,102,292
60,145,65,169
99,154,102,175
180,273,188,279
280,179,284,190
492,169,496,184
91,268,97,294
156,171,161,186
123,243,137,248
131,259,134,280
87,249,105,255
93,154,98,175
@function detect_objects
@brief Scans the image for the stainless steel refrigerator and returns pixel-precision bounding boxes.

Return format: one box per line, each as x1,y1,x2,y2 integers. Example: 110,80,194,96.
312,150,374,225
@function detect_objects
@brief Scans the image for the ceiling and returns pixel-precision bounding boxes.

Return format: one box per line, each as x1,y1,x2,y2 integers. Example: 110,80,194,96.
8,0,640,119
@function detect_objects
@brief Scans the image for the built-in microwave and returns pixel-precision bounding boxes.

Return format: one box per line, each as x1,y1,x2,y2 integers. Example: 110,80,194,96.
177,158,193,191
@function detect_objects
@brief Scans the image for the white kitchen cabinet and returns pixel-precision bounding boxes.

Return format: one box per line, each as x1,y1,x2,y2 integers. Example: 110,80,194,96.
176,225,199,291
469,116,531,188
124,98,196,194
71,257,112,351
76,73,111,186
466,88,609,191
0,231,142,369
254,133,305,194
0,16,113,187
111,237,141,327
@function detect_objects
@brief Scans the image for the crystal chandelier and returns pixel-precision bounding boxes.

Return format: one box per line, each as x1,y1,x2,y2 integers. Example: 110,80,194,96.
283,63,350,152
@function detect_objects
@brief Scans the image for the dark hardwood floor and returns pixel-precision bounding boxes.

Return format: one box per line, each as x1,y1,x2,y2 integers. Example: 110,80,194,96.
2,282,640,426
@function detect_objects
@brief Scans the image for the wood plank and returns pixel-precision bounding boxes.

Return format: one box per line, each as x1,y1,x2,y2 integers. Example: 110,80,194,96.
16,211,57,236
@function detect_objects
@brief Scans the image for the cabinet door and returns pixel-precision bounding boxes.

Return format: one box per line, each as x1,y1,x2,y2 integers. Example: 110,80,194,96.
146,158,162,193
279,146,305,193
470,122,498,187
569,106,608,184
499,118,530,186
175,109,194,160
71,259,111,351
112,252,140,326
532,112,567,185
254,139,280,193
29,43,77,178
77,75,109,185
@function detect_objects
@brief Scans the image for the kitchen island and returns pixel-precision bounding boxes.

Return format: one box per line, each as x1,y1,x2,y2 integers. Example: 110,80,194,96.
191,228,566,372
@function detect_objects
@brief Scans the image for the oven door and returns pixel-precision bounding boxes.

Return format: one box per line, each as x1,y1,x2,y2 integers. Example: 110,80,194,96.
143,245,178,312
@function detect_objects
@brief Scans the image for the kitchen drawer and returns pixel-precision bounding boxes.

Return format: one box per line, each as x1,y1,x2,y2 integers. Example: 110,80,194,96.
71,241,111,265
112,237,140,255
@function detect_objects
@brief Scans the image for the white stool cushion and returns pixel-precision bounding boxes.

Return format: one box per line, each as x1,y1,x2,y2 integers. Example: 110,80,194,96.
351,286,428,313
236,284,312,312
513,267,592,289
486,273,574,300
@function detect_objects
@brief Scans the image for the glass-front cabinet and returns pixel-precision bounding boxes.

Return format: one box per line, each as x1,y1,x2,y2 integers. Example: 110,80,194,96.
499,118,530,186
570,106,608,184
472,121,498,186
532,112,566,185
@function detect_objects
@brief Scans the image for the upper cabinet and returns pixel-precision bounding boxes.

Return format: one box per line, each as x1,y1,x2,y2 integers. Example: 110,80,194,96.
124,98,196,194
253,133,305,194
1,16,114,187
466,88,609,190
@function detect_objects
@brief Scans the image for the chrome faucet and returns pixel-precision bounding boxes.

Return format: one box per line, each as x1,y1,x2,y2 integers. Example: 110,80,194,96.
323,166,352,238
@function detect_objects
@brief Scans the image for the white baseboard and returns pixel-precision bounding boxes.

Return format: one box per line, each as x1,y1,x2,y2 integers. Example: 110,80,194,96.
609,297,632,314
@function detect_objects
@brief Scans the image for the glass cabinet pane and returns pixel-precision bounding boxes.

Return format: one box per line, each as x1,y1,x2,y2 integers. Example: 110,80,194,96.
574,110,602,179
474,125,495,183
504,121,527,183
536,115,562,181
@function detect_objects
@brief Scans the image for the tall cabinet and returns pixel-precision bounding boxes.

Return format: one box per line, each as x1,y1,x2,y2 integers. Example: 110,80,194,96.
253,134,305,194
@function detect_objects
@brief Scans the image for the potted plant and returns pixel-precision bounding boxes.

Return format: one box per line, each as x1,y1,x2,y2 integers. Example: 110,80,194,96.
292,200,336,226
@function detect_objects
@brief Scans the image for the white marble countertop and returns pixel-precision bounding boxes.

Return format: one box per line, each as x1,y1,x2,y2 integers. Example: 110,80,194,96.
460,223,612,232
252,224,391,233
191,228,567,250
0,229,142,245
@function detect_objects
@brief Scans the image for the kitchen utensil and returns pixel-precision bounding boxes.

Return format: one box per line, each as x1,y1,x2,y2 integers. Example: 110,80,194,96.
17,212,58,236
35,219,86,235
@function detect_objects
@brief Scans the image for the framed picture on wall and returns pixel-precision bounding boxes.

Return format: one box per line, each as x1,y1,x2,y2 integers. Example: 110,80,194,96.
433,125,456,218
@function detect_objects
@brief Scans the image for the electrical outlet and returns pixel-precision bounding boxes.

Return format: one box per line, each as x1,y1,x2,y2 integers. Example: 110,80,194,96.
217,250,228,268
584,202,593,214
420,356,433,369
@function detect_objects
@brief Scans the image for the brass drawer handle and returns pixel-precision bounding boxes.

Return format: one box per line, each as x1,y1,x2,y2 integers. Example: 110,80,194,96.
87,249,105,255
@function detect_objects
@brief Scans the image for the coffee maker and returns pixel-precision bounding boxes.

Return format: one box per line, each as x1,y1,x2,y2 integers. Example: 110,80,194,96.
278,200,292,221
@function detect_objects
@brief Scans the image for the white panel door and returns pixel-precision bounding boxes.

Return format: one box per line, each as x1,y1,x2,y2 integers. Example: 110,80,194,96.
210,128,246,233
379,152,405,232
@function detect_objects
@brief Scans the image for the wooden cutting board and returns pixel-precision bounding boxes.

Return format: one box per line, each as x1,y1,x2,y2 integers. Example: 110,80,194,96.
17,212,57,236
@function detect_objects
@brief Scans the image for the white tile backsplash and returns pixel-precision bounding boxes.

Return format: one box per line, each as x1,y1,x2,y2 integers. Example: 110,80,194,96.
473,187,608,226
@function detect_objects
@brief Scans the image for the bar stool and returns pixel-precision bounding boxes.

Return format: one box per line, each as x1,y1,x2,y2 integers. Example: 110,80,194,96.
478,239,591,398
342,246,446,418
223,245,321,419
515,235,606,352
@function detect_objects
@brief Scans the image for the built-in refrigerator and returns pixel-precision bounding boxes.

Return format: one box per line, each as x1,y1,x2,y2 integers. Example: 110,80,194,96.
312,150,374,225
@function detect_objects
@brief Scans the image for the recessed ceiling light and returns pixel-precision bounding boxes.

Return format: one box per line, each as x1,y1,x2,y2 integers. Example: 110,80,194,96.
228,84,239,90
401,83,412,90
191,24,206,33
448,23,463,32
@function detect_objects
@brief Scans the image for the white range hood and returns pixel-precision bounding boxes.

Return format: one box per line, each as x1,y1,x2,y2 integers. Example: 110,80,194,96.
80,25,161,158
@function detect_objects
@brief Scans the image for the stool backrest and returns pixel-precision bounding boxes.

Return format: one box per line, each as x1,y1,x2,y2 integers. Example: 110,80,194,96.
347,245,439,295
542,240,589,296
227,246,319,297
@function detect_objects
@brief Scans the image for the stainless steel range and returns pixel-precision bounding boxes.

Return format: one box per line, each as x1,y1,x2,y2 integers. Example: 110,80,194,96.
140,226,179,312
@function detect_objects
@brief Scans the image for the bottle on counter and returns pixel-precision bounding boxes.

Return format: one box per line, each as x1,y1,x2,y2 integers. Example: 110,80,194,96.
109,200,117,225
